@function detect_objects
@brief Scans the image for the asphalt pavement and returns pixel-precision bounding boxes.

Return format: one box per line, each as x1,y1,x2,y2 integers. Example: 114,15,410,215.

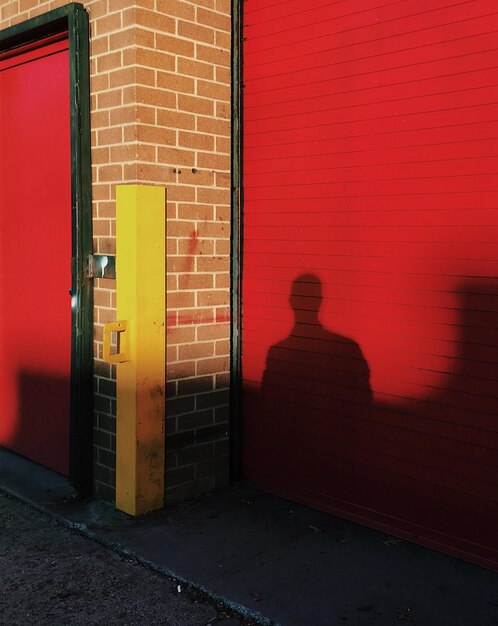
1,448,498,626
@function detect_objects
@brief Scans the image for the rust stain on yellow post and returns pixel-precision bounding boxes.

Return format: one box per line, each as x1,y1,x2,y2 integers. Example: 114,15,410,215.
114,184,166,516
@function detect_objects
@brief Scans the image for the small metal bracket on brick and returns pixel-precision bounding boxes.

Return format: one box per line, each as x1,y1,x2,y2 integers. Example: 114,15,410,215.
88,254,116,279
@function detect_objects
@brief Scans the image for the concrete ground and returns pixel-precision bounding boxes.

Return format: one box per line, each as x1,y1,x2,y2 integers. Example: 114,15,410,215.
1,448,498,626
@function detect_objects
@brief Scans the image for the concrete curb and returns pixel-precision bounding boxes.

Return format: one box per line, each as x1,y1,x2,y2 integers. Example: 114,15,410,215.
0,484,277,626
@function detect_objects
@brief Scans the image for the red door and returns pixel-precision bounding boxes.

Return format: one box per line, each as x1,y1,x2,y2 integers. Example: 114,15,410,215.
242,1,498,569
0,38,72,474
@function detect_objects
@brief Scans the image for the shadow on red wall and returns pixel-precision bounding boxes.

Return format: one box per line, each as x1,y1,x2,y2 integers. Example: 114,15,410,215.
243,276,498,566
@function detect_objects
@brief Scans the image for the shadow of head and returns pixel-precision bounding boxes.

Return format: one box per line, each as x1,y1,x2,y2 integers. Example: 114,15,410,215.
289,273,323,324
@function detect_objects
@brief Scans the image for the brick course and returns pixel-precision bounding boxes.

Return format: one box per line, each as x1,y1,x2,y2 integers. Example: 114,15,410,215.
1,0,232,503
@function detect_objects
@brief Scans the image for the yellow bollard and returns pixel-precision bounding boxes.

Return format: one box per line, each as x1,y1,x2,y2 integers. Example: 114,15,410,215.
104,185,166,516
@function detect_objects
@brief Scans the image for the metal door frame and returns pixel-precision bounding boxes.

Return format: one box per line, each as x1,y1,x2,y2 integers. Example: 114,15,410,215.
0,4,93,495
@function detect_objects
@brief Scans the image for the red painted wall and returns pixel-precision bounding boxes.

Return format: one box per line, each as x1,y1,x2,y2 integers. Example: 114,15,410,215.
0,39,72,474
242,0,498,569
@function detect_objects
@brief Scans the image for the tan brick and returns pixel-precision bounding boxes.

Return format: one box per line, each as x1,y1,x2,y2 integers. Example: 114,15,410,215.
1,2,21,20
178,58,214,80
91,73,109,93
215,0,231,15
110,105,138,126
178,204,214,221
157,71,195,94
109,68,140,89
136,143,156,161
136,124,176,146
179,131,215,151
91,36,109,56
110,144,138,162
98,238,117,255
197,290,230,307
156,33,195,57
95,12,123,36
98,127,123,145
134,47,175,72
178,19,215,44
136,105,156,124
215,30,231,50
197,116,230,136
215,339,230,356
167,345,179,362
167,239,178,255
178,238,214,255
135,163,178,184
196,43,230,67
178,274,214,290
157,109,195,131
197,7,230,31
167,327,196,345
178,308,215,326
215,206,231,222
167,361,196,380
155,0,195,18
93,183,112,201
94,289,112,307
196,356,229,376
216,66,230,84
179,94,214,116
97,89,122,109
98,201,115,219
215,172,231,188
192,0,215,7
179,342,214,360
92,110,110,129
97,51,122,73
92,147,111,165
167,221,196,237
177,168,215,186
168,186,196,202
99,164,123,182
132,86,176,108
168,256,194,273
199,222,229,238
197,152,230,171
108,0,135,12
167,275,178,291
167,204,177,220
197,256,229,272
197,80,230,101
215,239,230,255
216,101,231,119
168,292,196,308
215,274,230,292
158,146,196,167
215,136,231,153
126,8,175,32
197,187,230,204
93,219,111,236
98,307,116,325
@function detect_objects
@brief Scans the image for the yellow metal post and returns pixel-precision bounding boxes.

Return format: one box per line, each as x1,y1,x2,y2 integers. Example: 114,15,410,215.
107,185,166,516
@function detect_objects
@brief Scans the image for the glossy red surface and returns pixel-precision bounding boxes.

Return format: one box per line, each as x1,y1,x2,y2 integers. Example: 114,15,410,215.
242,1,498,569
0,39,71,474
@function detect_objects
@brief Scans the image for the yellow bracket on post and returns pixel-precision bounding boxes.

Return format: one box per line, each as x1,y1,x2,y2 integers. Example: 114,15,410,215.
103,185,166,516
103,320,130,363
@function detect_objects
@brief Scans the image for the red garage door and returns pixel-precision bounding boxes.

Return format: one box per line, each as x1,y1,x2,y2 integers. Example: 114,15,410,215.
242,1,498,569
0,37,72,474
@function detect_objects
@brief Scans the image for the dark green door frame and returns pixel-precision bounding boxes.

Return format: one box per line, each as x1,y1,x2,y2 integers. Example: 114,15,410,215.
0,3,93,495
230,0,242,480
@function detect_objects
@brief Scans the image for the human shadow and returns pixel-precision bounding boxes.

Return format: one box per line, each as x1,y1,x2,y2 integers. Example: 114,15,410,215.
246,274,372,495
244,276,498,565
